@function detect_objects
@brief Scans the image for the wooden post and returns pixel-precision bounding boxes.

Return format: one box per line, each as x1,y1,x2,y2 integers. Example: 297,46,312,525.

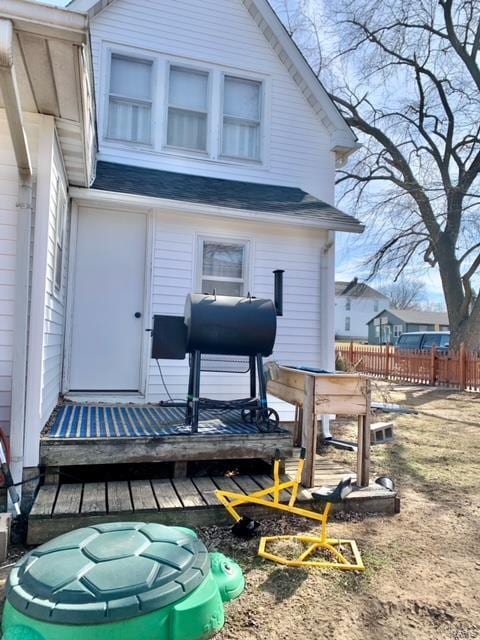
293,406,303,447
301,375,316,488
459,342,466,391
430,343,437,386
349,341,354,368
385,342,390,378
356,378,371,487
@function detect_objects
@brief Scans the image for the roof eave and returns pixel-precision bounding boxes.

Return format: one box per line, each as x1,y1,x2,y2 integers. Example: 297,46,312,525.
69,186,365,233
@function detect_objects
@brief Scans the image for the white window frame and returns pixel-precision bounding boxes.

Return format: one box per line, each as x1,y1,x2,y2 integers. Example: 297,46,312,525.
53,179,67,296
393,324,402,338
345,298,351,311
196,235,251,296
220,73,264,163
164,63,211,154
345,316,351,332
105,51,155,146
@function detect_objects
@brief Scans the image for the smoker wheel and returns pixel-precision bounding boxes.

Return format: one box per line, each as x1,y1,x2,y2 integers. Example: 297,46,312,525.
255,408,280,433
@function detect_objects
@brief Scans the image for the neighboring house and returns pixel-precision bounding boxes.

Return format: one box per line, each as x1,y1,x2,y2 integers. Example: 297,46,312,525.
0,0,363,491
367,309,450,345
335,278,389,341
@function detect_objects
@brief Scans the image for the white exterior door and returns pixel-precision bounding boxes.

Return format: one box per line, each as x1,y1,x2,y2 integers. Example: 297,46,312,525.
69,208,147,391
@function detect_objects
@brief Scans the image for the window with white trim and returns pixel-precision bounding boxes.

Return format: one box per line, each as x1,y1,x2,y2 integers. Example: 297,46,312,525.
107,54,153,144
345,316,351,331
53,180,67,294
167,66,209,152
345,298,351,311
198,238,248,297
222,76,262,160
393,324,402,338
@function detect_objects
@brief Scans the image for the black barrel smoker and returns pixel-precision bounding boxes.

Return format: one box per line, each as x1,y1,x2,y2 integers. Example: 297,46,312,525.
151,270,284,433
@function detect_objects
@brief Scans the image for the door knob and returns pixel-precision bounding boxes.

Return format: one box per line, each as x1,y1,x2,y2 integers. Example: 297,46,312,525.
134,312,142,318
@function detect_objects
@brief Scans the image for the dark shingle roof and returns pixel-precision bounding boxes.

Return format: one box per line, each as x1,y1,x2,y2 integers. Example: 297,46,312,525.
335,279,387,298
91,161,363,232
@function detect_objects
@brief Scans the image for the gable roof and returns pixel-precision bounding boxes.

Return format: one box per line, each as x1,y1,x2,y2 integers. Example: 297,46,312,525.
89,161,364,232
368,308,449,326
67,0,358,160
335,280,387,299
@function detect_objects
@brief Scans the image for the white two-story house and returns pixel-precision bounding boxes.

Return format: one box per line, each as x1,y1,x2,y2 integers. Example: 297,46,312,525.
335,278,390,341
0,0,363,493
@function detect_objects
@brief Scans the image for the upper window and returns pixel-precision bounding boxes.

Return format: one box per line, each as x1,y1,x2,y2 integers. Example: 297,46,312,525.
53,179,67,294
167,66,209,152
199,239,248,297
222,76,262,161
345,317,351,331
107,54,153,144
345,298,351,311
374,299,379,312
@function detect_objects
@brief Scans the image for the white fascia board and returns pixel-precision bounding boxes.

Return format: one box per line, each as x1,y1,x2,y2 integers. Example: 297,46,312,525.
69,187,365,234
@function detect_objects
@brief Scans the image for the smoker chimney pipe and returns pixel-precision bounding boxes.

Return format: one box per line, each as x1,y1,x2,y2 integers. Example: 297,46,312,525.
273,270,284,317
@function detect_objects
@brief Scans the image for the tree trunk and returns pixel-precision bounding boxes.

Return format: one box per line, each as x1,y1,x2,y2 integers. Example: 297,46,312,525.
450,297,480,352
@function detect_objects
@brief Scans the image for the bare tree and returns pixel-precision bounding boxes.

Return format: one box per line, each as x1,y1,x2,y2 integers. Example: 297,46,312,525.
379,278,426,309
272,0,480,350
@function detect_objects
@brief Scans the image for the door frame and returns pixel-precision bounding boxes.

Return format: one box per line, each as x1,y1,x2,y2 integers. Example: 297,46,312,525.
62,201,154,398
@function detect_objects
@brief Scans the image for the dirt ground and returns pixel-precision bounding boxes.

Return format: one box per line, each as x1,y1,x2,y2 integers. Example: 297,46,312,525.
0,383,479,639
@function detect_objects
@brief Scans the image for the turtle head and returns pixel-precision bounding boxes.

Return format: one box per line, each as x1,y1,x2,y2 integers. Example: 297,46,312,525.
2,626,45,640
209,552,244,602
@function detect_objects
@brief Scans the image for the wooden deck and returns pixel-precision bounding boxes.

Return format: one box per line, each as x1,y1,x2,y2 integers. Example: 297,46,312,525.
28,455,398,545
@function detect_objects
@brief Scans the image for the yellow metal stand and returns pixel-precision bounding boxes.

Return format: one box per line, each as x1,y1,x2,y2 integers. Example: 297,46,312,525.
215,451,365,572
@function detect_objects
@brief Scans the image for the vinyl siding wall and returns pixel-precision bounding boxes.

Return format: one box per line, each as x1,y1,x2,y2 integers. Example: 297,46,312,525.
0,112,39,438
40,137,68,426
147,210,327,414
89,0,336,202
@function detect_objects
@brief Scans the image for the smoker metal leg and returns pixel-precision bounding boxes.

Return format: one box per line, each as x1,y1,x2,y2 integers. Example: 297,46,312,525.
256,354,267,408
185,355,194,425
191,350,201,433
249,356,256,399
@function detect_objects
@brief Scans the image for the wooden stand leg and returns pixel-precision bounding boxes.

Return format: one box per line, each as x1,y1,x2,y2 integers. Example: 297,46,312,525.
301,376,317,488
173,462,188,478
293,406,303,447
44,466,60,485
356,415,370,487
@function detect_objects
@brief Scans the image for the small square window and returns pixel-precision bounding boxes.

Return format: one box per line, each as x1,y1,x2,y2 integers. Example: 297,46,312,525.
199,239,248,297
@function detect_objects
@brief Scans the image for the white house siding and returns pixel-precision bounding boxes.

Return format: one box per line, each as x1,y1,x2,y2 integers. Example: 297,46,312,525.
40,137,68,426
147,210,327,416
0,113,39,439
335,295,390,340
88,0,335,202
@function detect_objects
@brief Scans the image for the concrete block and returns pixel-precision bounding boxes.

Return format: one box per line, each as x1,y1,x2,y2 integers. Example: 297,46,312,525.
370,421,394,444
0,512,12,562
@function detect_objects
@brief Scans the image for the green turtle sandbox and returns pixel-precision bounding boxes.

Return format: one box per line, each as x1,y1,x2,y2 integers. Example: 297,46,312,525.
2,522,244,640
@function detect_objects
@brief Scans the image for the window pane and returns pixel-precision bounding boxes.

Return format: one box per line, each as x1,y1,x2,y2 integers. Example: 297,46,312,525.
108,98,151,143
203,242,244,278
110,55,152,100
202,280,243,297
169,67,208,111
167,108,207,150
222,118,259,159
224,76,260,120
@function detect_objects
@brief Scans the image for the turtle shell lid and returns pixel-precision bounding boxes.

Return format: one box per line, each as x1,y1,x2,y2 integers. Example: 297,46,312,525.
7,523,210,625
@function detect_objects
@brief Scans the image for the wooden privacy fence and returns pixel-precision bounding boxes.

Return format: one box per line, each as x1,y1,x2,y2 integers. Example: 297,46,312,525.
336,342,480,391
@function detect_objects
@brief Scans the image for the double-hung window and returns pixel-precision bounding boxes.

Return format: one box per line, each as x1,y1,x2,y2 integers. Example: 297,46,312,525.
222,76,262,161
53,180,67,294
167,66,209,152
107,54,153,144
199,239,248,297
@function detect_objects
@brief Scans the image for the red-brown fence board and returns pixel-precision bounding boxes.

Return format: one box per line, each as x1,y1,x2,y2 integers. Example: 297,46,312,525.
336,342,480,392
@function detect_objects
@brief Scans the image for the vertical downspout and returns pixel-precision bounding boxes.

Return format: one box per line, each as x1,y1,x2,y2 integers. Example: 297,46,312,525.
0,19,33,496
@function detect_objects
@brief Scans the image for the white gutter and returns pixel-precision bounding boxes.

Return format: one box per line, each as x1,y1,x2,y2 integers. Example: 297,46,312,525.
1,0,88,42
69,187,365,234
0,18,33,497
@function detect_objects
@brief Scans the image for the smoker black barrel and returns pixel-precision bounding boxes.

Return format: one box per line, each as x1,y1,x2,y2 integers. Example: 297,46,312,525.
185,293,276,357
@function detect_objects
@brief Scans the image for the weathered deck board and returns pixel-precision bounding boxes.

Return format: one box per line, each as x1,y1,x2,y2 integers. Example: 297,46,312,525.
232,475,262,496
172,478,205,508
81,483,106,515
54,484,83,515
107,481,132,514
130,480,158,512
152,479,183,510
211,476,244,494
191,477,220,507
30,485,58,518
252,474,290,502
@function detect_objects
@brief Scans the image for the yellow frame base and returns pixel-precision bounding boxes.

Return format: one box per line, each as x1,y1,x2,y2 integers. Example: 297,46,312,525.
258,534,365,571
